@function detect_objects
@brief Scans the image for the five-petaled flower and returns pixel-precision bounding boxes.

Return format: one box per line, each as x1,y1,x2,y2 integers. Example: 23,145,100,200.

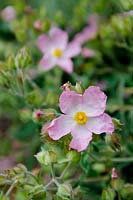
37,27,81,73
48,86,114,152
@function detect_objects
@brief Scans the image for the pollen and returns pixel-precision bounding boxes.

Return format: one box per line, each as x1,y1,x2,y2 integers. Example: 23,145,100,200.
74,112,88,125
53,48,62,58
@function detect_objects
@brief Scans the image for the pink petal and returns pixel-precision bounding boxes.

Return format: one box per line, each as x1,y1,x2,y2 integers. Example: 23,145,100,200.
74,28,91,44
86,113,114,134
39,54,56,71
74,14,98,45
81,48,96,58
37,35,50,53
83,86,107,117
59,90,82,115
64,41,81,58
48,115,74,140
57,58,73,73
50,27,68,50
70,125,92,152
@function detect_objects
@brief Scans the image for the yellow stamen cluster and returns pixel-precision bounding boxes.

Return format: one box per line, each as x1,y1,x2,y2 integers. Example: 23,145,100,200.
53,48,62,58
74,112,88,125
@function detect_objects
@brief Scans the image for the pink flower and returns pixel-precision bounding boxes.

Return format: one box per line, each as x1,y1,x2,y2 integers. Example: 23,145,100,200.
48,86,114,152
1,6,16,22
37,27,81,73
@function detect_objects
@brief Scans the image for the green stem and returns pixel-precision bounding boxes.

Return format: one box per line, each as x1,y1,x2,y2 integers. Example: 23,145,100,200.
43,179,53,191
112,157,133,163
5,180,17,196
59,161,71,179
50,164,55,179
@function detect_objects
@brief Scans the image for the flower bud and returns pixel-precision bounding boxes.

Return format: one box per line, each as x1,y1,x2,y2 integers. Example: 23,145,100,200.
35,150,57,165
75,82,84,94
105,134,121,151
43,108,56,120
111,168,118,179
112,118,123,130
15,47,31,69
35,151,50,165
60,82,72,91
57,183,72,198
33,20,42,32
32,109,44,123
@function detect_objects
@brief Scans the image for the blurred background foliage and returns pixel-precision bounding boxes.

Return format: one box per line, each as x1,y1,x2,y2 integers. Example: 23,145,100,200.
0,0,133,199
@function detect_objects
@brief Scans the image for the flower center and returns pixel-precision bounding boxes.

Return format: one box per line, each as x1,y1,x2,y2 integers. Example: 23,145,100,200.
74,112,88,125
53,48,62,58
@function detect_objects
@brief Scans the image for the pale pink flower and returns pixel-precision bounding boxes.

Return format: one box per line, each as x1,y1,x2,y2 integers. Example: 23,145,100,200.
37,27,81,73
48,86,114,152
1,6,16,22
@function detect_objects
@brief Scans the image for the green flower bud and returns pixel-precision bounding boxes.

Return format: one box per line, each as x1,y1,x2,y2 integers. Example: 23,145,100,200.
105,134,121,151
35,150,57,165
15,47,31,69
35,151,50,165
57,183,72,199
43,108,56,120
75,82,84,94
112,118,123,130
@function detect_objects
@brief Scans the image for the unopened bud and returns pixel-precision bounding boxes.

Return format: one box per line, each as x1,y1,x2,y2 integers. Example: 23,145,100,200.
75,82,84,94
33,109,44,123
57,183,72,198
33,20,42,32
111,168,118,179
61,82,71,91
35,150,57,165
15,47,31,69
